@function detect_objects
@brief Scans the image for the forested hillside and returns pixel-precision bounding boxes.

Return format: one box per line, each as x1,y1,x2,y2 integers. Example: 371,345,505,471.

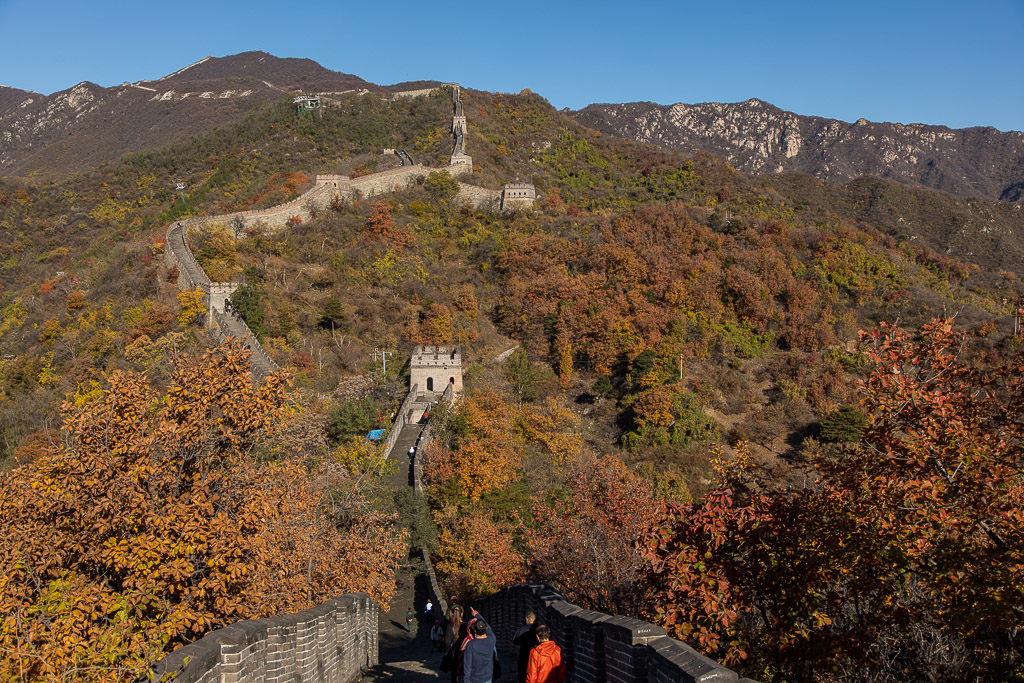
1,82,1022,681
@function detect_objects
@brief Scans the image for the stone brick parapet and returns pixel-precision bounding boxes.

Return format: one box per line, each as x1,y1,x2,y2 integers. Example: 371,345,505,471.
389,88,436,99
211,308,278,381
472,584,756,683
457,182,502,211
141,593,379,683
381,383,421,457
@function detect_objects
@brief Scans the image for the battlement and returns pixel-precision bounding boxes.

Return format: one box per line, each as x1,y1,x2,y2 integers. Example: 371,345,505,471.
501,182,536,210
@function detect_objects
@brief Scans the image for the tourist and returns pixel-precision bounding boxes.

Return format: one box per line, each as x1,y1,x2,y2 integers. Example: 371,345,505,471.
525,626,565,683
440,606,464,682
512,611,539,683
461,608,497,683
425,598,433,622
406,607,416,632
431,619,444,651
445,605,463,650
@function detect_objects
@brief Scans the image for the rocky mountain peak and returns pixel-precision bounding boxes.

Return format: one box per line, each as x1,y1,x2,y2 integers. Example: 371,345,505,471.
574,100,1024,201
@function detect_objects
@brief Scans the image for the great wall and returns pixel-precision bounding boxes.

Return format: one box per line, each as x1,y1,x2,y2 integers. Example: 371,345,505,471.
164,84,532,377
152,85,753,683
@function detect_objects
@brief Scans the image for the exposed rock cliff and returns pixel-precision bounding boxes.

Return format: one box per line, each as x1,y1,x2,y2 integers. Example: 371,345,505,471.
574,99,1024,201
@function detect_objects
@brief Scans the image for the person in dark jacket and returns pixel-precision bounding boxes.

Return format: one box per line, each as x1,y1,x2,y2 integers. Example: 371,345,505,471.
462,609,496,683
406,607,416,632
512,611,538,683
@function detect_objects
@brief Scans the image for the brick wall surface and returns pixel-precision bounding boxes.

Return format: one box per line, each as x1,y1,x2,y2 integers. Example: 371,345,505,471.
141,593,378,683
469,584,755,683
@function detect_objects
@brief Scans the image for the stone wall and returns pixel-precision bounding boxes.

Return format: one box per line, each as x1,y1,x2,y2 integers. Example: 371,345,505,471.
142,593,379,683
210,308,279,381
349,165,433,197
207,282,242,320
381,383,421,457
474,584,757,683
389,88,436,99
457,181,502,211
163,183,332,290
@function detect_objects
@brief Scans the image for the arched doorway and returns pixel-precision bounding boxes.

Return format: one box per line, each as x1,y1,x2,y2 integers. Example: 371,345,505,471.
426,377,434,392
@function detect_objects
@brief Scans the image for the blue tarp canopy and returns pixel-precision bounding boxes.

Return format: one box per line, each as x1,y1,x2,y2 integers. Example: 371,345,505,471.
366,429,386,441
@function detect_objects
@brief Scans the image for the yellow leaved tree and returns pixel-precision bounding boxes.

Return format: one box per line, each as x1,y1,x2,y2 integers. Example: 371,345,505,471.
0,341,406,681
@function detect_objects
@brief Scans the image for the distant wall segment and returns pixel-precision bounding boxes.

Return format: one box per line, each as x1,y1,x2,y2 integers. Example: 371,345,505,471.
162,82,531,381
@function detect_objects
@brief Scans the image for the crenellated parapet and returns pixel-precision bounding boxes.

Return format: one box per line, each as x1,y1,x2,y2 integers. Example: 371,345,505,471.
141,593,379,683
501,182,537,210
474,583,758,683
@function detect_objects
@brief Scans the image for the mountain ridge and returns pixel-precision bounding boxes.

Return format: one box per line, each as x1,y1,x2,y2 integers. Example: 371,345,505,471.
0,52,438,180
573,98,1024,201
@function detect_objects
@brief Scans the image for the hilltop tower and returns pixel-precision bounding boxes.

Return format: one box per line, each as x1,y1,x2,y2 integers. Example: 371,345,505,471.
449,84,473,171
294,95,320,115
501,182,536,210
410,345,463,397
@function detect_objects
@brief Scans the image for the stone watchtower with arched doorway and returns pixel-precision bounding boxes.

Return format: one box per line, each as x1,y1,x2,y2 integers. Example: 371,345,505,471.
410,345,463,397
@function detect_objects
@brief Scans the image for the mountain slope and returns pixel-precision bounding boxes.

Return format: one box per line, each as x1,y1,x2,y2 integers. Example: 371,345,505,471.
0,52,428,180
574,99,1024,201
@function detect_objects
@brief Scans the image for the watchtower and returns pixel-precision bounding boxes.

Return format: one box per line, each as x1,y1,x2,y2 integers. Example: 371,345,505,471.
410,345,463,397
501,183,537,210
294,95,320,115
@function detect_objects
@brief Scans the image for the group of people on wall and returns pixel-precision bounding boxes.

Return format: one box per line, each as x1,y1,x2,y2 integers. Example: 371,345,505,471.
427,600,566,683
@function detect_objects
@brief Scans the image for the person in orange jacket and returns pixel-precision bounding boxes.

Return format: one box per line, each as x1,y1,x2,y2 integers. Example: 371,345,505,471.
525,625,566,683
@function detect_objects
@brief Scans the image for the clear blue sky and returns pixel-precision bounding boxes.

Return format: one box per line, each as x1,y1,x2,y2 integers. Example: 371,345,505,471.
1,0,1022,132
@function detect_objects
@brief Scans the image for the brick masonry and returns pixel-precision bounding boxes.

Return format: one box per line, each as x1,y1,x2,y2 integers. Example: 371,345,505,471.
473,584,759,683
141,593,378,683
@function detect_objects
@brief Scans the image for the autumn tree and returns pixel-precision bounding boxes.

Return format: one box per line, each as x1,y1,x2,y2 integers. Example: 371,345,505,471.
175,287,206,326
0,341,406,681
528,453,659,615
191,222,239,282
433,505,524,600
424,389,522,504
363,200,412,250
407,303,454,346
643,320,1024,679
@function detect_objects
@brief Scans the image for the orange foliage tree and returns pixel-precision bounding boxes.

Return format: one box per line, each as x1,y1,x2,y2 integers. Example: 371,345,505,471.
642,320,1024,679
433,505,525,600
527,454,659,615
363,200,412,250
424,389,522,503
0,341,406,681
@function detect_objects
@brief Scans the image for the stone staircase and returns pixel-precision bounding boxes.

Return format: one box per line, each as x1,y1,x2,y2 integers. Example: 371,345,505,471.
210,307,278,380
